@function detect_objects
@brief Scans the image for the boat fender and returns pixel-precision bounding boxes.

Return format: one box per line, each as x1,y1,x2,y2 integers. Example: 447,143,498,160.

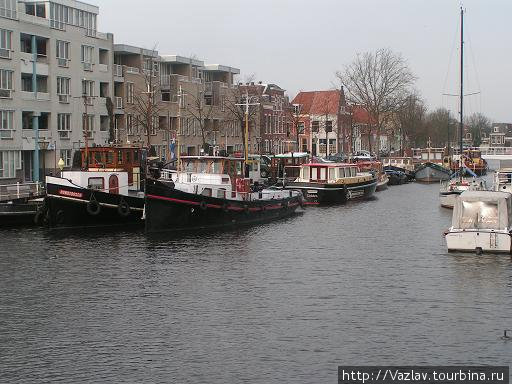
200,201,208,210
243,205,250,214
222,203,229,212
34,201,48,225
86,197,101,216
55,210,65,225
117,198,131,217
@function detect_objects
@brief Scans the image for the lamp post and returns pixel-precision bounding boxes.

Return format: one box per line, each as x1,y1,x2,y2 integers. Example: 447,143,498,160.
58,158,65,177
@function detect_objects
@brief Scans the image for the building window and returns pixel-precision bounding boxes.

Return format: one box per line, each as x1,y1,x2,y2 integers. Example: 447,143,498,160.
0,69,13,98
0,109,14,138
57,113,71,139
81,45,94,63
126,114,133,135
325,120,333,132
81,79,94,96
82,114,94,138
57,77,70,95
0,150,21,178
60,149,72,167
0,29,12,55
126,82,134,104
0,0,17,19
311,121,319,132
56,40,70,61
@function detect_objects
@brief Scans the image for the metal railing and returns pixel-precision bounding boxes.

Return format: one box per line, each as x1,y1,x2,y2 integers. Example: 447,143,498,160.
113,64,123,77
125,66,140,74
0,182,44,202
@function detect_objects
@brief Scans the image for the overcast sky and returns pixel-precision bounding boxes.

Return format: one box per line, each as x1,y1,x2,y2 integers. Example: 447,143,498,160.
93,0,511,122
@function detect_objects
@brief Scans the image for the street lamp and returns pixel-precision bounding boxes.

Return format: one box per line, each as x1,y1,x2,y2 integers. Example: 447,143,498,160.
58,158,65,176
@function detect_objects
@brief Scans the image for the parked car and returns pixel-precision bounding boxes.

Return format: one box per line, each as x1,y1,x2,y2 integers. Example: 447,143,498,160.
353,150,375,161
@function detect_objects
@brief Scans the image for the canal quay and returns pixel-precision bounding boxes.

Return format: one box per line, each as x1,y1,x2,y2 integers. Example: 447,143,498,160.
1,178,511,383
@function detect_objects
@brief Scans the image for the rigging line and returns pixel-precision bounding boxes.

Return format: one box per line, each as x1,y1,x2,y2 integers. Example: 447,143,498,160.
464,15,483,115
441,12,461,99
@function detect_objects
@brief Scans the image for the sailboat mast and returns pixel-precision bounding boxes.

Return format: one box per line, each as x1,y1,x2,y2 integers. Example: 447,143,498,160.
459,6,464,176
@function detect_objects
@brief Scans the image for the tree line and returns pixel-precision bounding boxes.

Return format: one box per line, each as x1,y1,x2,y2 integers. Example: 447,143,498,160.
337,48,493,152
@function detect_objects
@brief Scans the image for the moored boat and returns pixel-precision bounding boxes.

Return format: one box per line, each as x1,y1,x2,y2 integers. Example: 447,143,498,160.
144,156,302,233
45,170,145,228
283,162,377,204
355,160,388,191
439,177,487,209
445,190,512,254
414,162,452,183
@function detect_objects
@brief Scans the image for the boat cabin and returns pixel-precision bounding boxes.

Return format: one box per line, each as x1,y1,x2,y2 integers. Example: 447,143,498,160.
494,168,512,193
382,157,415,171
82,147,143,190
452,191,512,231
298,163,360,183
60,170,130,196
271,152,310,179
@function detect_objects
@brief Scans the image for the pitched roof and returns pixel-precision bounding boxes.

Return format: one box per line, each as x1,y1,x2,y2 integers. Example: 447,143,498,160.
292,90,341,115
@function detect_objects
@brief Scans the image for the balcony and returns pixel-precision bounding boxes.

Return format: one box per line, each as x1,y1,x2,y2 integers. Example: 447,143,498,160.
160,75,170,87
98,63,108,73
83,62,93,71
115,96,123,109
57,57,69,68
0,89,13,99
58,130,70,139
125,66,139,75
19,52,49,75
58,94,70,104
84,96,94,106
113,64,123,78
20,91,50,101
0,48,12,60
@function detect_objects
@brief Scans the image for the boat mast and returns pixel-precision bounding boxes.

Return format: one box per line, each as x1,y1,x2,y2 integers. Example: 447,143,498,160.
459,6,464,179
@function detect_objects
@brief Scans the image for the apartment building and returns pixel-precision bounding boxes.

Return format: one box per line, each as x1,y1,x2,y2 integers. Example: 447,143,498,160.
113,44,242,158
0,0,114,183
292,90,348,157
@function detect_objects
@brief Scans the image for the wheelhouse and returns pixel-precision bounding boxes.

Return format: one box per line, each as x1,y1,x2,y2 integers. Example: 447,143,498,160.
299,163,358,183
82,146,142,189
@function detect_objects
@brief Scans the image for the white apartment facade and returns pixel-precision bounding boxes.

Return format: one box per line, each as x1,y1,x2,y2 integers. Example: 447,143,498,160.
0,0,113,183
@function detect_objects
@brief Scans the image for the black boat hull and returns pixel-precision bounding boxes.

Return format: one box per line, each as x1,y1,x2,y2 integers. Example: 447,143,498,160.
144,179,301,233
284,178,377,205
0,201,42,226
45,181,144,229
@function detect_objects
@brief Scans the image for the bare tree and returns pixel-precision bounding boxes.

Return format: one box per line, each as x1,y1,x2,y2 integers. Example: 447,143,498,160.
394,92,427,153
287,101,303,151
127,47,163,150
337,48,416,157
185,85,215,149
223,82,259,152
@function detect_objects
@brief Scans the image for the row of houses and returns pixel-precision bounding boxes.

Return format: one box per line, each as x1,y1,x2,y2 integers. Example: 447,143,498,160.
0,0,395,184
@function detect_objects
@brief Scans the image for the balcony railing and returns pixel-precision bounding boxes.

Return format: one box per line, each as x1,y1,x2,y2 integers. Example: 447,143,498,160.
98,63,108,72
113,64,123,77
115,96,123,109
58,130,70,139
160,75,170,86
125,66,139,74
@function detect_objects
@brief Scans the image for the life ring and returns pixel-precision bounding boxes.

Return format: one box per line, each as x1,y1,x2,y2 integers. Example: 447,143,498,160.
199,201,208,210
222,203,229,213
117,199,131,217
86,199,101,216
55,210,65,225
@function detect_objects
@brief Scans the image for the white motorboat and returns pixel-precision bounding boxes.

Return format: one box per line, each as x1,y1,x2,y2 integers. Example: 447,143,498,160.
493,168,512,193
445,190,512,254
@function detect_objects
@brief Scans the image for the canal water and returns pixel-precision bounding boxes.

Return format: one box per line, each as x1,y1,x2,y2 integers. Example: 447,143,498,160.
1,181,511,383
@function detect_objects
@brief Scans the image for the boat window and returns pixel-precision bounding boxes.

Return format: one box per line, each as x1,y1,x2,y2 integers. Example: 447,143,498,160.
126,151,132,164
88,177,104,191
421,153,428,160
217,188,226,199
134,150,139,162
106,152,114,166
212,160,222,174
328,167,336,181
350,167,356,177
460,201,499,229
117,150,123,165
183,160,195,172
302,166,310,180
311,167,318,180
198,160,208,173
320,167,326,180
235,161,242,176
94,151,103,166
201,188,212,197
